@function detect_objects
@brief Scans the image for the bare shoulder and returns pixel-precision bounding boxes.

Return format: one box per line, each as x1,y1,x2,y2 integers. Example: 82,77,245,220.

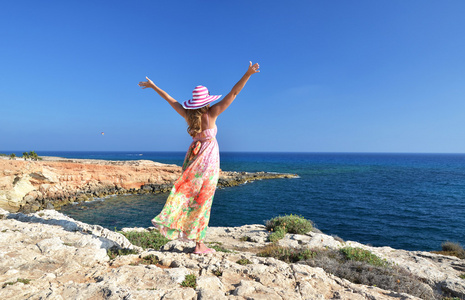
207,109,218,128
209,102,224,118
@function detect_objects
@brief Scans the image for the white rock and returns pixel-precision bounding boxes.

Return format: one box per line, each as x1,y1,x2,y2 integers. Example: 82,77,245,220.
165,267,193,284
196,275,225,292
36,237,65,254
162,287,196,300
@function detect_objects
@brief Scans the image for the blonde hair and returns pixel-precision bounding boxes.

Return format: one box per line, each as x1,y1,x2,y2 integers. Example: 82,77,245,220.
186,105,210,137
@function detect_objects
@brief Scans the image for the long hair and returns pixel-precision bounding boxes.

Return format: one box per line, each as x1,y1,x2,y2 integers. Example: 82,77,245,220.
186,105,210,137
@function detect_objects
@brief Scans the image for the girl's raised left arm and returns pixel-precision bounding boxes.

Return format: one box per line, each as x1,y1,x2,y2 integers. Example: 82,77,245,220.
139,77,186,118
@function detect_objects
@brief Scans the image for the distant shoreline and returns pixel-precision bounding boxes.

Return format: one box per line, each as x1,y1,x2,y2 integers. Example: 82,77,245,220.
0,156,297,213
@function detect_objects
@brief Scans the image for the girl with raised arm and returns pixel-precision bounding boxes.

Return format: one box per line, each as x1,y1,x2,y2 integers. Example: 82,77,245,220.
139,61,260,254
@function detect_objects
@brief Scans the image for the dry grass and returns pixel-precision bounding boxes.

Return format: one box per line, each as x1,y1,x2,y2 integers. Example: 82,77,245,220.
432,241,465,260
257,245,434,299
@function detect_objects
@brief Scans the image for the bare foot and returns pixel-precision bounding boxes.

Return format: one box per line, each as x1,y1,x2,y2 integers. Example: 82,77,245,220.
194,242,215,254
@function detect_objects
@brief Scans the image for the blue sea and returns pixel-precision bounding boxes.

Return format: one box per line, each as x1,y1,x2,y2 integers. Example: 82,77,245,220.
15,151,465,252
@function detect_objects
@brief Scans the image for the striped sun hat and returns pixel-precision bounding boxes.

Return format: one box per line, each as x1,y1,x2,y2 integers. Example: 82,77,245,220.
182,85,222,109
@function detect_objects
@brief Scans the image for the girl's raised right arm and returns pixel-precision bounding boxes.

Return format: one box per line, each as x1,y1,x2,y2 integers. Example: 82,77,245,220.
210,61,260,118
139,77,186,118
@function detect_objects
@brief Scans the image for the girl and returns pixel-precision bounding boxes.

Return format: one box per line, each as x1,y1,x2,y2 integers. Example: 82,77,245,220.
138,61,260,254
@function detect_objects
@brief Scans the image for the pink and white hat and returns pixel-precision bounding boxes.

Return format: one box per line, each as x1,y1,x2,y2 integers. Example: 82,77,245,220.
182,85,222,109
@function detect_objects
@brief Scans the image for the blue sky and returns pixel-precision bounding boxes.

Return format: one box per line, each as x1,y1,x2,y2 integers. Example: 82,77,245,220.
1,1,464,153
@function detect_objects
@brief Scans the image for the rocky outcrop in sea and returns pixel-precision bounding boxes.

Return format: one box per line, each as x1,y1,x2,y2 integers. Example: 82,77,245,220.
0,158,297,213
1,208,464,299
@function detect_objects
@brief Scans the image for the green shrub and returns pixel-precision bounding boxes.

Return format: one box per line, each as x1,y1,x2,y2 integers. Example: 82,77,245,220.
140,254,159,265
265,214,313,242
212,269,223,277
340,247,389,267
265,214,313,235
107,247,138,260
460,274,465,280
121,230,169,250
180,274,197,289
257,245,316,263
236,258,252,265
268,226,286,243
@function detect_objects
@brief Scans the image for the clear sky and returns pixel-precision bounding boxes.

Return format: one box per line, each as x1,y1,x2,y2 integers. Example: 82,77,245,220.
1,1,464,153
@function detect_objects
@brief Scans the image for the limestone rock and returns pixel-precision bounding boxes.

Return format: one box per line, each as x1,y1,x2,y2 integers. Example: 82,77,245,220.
0,209,464,299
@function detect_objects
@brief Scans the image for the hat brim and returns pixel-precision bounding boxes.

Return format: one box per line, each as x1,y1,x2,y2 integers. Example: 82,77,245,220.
182,95,222,109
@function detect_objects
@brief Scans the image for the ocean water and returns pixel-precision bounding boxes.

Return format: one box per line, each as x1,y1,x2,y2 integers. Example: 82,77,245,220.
21,151,465,251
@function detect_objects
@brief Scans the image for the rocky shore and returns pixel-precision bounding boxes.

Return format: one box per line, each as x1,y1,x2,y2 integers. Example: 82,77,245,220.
1,208,464,299
0,157,297,213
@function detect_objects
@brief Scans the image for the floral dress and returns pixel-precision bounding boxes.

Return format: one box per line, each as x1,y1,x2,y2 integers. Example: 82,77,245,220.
151,124,220,242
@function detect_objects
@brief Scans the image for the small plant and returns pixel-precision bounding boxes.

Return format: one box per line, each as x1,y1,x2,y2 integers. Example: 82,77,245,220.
340,247,389,268
236,258,252,265
268,226,286,243
140,254,159,265
107,247,139,260
212,269,223,277
2,281,16,288
207,242,231,253
121,230,169,250
460,274,465,280
180,274,197,289
17,278,31,285
265,214,313,242
442,241,464,252
438,241,465,259
2,278,31,288
211,245,231,253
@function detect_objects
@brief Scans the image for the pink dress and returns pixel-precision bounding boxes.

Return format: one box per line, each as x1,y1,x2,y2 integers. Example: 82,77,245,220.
151,119,220,242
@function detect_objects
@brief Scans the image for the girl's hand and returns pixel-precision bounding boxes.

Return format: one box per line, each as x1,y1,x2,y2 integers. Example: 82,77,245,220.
247,61,260,75
138,76,156,89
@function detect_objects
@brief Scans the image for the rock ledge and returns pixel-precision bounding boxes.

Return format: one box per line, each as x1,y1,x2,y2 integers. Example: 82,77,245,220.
1,208,464,299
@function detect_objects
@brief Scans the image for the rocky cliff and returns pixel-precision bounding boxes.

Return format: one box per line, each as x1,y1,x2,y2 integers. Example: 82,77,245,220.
0,157,297,213
1,209,464,299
